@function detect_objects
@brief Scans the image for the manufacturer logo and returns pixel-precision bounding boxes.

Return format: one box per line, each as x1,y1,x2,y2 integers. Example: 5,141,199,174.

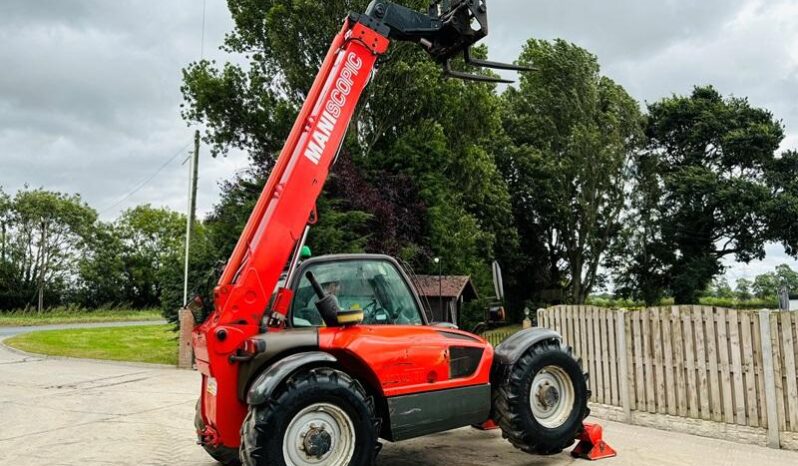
303,52,363,165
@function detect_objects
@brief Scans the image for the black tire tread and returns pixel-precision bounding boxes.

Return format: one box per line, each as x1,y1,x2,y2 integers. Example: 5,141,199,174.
240,367,376,466
493,341,590,455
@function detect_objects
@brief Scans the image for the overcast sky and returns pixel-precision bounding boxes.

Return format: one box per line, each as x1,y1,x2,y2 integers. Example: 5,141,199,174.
1,0,796,282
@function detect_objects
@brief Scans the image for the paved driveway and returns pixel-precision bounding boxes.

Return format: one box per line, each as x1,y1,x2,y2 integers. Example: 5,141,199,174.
1,337,797,465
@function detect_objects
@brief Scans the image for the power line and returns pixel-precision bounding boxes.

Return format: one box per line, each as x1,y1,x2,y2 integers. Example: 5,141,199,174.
99,141,192,215
100,1,207,218
200,0,207,59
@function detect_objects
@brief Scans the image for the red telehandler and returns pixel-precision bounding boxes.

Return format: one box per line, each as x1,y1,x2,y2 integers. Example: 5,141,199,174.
190,2,598,465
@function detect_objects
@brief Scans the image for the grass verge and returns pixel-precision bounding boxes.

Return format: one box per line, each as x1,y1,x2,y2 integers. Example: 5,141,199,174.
4,324,177,365
0,308,163,327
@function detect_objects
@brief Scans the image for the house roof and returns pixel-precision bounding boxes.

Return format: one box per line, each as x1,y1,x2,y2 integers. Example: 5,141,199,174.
413,275,479,300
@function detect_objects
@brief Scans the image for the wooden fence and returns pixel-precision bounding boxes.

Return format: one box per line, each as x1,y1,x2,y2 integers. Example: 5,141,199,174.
538,305,798,449
484,326,519,348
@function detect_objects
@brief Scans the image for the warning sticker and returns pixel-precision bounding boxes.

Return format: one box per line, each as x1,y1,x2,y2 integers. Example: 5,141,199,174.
206,377,217,396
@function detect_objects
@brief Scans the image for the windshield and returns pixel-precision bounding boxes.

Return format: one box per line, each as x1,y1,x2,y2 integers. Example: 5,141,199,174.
291,259,423,327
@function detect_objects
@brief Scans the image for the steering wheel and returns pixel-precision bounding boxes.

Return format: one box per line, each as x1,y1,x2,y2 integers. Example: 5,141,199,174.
392,305,415,324
362,300,391,324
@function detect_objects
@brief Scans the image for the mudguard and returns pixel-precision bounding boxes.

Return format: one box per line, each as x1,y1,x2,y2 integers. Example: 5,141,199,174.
492,327,562,366
246,351,337,405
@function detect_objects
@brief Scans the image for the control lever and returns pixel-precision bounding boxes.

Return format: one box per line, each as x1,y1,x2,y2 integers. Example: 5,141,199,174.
306,271,341,327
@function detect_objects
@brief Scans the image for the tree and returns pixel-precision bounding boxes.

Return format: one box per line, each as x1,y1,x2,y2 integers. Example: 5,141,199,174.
115,205,186,308
735,277,752,301
158,219,216,323
0,189,21,309
753,272,779,299
609,153,672,305
775,264,798,295
765,150,798,257
499,39,643,303
644,86,794,304
709,277,733,299
76,222,126,308
2,189,96,311
75,204,215,320
0,190,9,263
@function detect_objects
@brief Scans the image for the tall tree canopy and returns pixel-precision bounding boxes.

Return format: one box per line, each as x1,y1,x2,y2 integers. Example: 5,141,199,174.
643,86,796,304
751,264,798,299
0,188,96,310
498,39,643,304
77,205,186,309
77,204,214,317
608,150,673,306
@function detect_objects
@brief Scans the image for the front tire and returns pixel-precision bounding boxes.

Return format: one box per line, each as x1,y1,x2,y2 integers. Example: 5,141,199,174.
493,341,589,455
240,368,378,466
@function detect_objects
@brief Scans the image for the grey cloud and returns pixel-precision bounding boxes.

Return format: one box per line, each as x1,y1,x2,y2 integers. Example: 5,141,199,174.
485,0,747,68
0,0,246,222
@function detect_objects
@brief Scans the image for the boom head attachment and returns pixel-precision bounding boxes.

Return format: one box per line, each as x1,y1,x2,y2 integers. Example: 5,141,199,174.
363,0,534,83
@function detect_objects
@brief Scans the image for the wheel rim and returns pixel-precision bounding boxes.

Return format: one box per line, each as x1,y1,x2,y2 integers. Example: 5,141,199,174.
529,365,575,429
282,402,356,466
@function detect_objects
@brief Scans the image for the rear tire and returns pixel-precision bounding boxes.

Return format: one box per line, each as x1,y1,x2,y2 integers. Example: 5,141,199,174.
194,400,241,465
493,341,589,455
240,368,378,466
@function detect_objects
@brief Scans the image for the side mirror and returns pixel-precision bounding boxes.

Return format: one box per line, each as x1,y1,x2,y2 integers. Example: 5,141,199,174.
492,260,505,301
487,305,506,323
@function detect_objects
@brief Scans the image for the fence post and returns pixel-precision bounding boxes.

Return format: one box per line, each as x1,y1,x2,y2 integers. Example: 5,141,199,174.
758,309,780,449
178,308,195,369
615,309,631,421
523,307,532,329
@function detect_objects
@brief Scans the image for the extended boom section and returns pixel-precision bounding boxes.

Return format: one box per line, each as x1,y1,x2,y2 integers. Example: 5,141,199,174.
194,17,389,447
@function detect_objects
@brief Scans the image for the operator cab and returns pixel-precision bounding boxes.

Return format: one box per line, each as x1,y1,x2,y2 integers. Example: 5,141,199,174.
286,254,428,328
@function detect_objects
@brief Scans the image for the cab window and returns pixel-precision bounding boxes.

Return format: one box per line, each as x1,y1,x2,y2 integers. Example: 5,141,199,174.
291,260,423,327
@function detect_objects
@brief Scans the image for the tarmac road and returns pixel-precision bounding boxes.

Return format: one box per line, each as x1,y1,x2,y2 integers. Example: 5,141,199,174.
1,330,797,465
0,319,166,337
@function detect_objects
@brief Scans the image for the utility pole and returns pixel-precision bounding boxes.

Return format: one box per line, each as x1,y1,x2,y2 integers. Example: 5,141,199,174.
37,221,47,313
183,130,200,305
778,286,790,311
1,223,6,264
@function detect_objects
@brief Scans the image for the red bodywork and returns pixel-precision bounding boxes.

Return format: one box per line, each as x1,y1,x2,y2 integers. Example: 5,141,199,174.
191,17,497,449
319,326,493,398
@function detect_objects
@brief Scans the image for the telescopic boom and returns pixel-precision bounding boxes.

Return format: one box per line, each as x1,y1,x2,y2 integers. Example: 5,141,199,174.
192,1,530,448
